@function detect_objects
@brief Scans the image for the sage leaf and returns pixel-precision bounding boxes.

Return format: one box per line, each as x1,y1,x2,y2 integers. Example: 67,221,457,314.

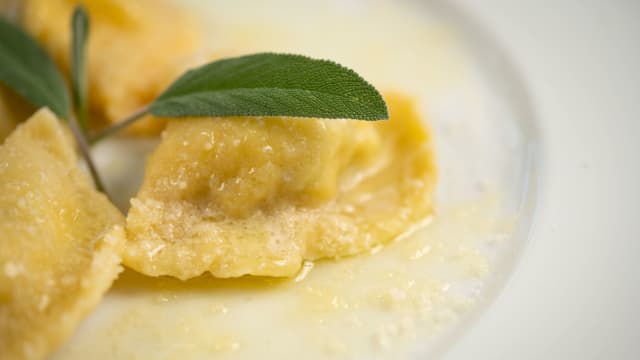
71,5,90,128
149,53,388,121
0,16,70,119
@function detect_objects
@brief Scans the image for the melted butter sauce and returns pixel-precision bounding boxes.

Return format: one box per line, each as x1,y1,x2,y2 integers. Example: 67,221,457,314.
51,195,514,360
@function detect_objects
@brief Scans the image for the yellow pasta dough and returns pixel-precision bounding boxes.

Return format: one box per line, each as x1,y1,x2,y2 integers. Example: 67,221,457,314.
21,0,201,135
124,93,436,279
0,109,125,360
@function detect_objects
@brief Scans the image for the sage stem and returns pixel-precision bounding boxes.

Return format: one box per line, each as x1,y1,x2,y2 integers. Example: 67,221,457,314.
90,107,148,144
68,113,107,194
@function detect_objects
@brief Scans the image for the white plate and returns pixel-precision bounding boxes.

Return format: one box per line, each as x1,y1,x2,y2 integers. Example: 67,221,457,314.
51,0,612,358
446,0,640,359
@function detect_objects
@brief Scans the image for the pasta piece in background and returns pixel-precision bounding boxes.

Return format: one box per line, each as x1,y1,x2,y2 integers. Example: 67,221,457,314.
21,0,201,135
0,85,34,143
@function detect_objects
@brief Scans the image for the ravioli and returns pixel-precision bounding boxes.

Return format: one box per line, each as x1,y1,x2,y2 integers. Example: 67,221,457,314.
124,93,436,279
21,0,201,134
0,109,125,360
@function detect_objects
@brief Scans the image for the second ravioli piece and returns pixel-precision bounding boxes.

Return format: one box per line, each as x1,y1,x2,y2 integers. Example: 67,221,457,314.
21,0,201,134
124,94,437,279
0,109,125,360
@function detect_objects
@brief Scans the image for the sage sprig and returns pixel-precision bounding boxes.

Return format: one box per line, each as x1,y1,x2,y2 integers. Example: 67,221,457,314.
0,6,388,198
66,6,106,193
149,53,388,120
0,16,70,119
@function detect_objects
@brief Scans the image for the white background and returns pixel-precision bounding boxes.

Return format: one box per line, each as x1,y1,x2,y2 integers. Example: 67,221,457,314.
445,1,640,359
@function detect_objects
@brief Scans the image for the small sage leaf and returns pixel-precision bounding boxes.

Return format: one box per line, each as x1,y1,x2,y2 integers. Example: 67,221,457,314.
149,53,388,121
71,5,90,128
0,16,70,119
